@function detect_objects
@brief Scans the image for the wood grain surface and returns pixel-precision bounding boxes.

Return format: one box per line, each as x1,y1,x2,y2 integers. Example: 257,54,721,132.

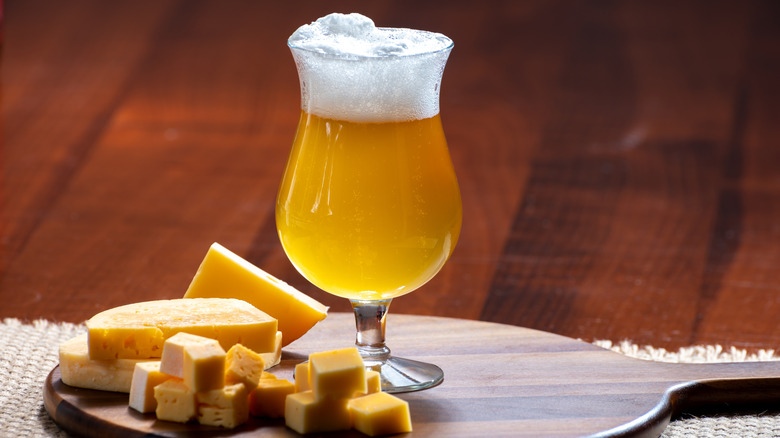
2,1,780,352
44,314,780,438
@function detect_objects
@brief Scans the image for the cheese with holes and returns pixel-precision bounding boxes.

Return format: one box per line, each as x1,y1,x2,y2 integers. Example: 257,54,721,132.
183,243,327,346
160,332,226,392
196,383,250,429
285,390,352,434
348,392,413,436
310,347,366,399
249,378,295,418
154,378,196,423
59,334,153,393
225,344,265,389
86,298,277,360
129,361,171,413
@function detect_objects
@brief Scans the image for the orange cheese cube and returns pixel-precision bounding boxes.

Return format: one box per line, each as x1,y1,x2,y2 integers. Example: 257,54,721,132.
285,390,351,434
294,362,311,392
249,379,295,418
309,348,366,399
348,392,413,436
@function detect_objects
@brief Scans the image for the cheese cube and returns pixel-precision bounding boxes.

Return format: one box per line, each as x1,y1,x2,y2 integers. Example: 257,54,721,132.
196,383,249,429
309,348,366,399
59,334,153,393
294,362,310,393
86,298,277,359
354,370,382,397
260,371,277,380
348,392,413,436
224,343,265,389
285,390,351,434
129,362,171,413
260,331,283,368
248,379,295,418
160,332,225,392
183,243,328,346
154,379,196,423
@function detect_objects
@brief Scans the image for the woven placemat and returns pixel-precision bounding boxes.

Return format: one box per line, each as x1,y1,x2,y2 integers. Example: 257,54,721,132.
1,318,778,437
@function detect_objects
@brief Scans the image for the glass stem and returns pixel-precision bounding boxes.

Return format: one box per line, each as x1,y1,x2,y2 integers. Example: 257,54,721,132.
350,299,392,367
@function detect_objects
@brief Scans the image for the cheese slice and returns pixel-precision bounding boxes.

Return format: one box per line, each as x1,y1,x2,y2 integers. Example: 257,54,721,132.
183,243,327,346
59,334,154,393
86,298,277,360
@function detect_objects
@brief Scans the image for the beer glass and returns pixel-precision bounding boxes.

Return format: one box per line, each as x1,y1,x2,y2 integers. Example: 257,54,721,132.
276,23,460,393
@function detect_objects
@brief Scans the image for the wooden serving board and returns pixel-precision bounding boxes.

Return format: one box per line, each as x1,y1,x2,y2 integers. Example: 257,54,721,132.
44,313,780,437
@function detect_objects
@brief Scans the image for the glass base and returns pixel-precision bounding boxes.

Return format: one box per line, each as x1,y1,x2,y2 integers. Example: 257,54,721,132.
366,356,444,393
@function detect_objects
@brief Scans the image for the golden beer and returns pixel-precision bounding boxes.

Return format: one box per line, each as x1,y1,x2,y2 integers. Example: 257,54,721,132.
279,12,456,392
276,111,462,301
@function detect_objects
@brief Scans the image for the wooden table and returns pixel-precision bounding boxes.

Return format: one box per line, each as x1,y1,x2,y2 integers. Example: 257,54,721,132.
2,0,779,352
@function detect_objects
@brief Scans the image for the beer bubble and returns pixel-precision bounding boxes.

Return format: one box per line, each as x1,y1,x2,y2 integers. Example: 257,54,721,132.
288,13,453,123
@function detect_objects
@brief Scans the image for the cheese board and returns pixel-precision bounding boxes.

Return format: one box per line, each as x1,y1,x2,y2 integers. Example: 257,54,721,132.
44,313,780,437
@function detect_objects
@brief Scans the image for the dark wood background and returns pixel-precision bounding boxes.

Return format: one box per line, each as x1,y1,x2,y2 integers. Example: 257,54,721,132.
2,0,779,352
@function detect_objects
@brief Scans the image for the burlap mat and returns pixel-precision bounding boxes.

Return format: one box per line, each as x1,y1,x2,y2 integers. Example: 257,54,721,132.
1,318,778,437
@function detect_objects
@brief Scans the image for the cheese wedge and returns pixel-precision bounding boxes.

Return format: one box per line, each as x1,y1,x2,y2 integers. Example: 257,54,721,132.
86,298,277,360
59,334,153,393
183,243,327,346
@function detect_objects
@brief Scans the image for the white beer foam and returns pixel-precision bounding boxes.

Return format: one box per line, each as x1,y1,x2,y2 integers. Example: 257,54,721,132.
289,13,453,122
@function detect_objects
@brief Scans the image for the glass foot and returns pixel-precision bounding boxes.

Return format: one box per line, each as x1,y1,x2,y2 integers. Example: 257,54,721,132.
367,356,443,393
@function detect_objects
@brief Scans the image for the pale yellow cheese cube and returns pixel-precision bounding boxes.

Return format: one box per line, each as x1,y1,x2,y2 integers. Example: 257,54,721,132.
129,361,171,413
294,362,310,393
309,348,366,399
183,242,327,346
160,332,226,392
59,334,153,393
86,298,277,360
224,343,265,389
154,378,196,423
196,383,249,429
285,390,351,434
248,379,295,418
348,392,413,436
